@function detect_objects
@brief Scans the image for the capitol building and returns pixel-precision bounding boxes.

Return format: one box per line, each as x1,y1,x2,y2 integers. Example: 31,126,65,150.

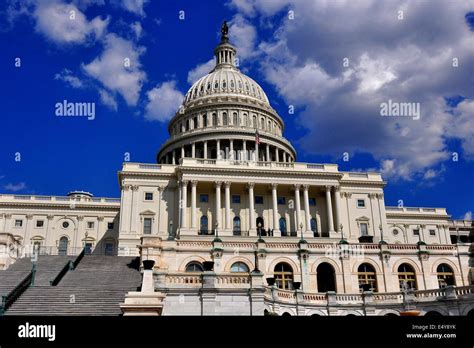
0,23,473,317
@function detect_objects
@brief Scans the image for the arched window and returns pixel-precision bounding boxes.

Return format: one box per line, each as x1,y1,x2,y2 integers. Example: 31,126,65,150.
398,263,417,290
233,216,241,235
230,262,249,273
185,262,204,272
279,218,287,236
200,216,208,234
311,218,318,236
357,263,377,292
317,263,336,292
260,118,264,129
253,115,257,128
58,236,69,256
437,264,455,287
193,116,198,129
274,263,293,290
223,112,228,126
233,112,238,126
186,119,190,131
212,113,217,126
202,114,207,127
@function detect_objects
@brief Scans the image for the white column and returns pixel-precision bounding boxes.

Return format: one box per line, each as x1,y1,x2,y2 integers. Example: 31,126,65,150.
283,152,287,162
266,144,270,162
255,141,259,161
225,182,231,232
243,140,247,160
217,140,221,159
203,141,208,159
230,140,234,160
334,186,341,233
303,184,312,237
271,183,280,236
180,181,188,229
191,181,197,230
181,146,185,159
276,148,280,162
325,185,335,234
191,143,196,158
172,150,176,164
215,182,222,233
294,184,302,233
248,183,256,236
130,185,139,233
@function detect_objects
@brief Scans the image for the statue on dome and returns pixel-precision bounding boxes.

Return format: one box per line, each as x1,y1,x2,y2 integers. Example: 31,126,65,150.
221,21,229,42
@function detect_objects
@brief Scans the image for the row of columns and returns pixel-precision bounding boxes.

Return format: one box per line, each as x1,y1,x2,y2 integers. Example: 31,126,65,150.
162,140,294,164
178,181,342,238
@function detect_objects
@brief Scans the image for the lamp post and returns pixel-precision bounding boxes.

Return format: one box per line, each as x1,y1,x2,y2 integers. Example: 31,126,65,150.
84,231,88,255
257,222,262,240
379,224,385,243
215,222,219,238
299,222,304,241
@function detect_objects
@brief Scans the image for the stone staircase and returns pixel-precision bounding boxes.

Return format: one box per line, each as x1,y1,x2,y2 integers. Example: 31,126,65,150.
3,256,141,316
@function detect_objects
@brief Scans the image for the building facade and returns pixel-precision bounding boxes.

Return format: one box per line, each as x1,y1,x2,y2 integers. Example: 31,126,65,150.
1,24,472,316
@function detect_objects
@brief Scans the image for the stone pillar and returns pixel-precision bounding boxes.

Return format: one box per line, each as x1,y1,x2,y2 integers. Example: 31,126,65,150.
334,186,342,233
215,182,222,232
271,184,280,236
266,144,270,162
303,185,313,239
203,141,208,159
191,143,196,158
255,141,259,161
249,271,265,316
224,182,231,234
217,140,221,159
248,183,256,236
172,150,176,164
191,181,197,230
325,186,335,235
180,181,188,229
243,140,247,160
181,146,185,159
229,140,234,160
130,185,139,234
275,148,279,162
294,184,302,233
283,152,287,163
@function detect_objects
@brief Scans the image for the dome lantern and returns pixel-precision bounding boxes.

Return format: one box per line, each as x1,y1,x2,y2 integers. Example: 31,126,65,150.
213,21,237,70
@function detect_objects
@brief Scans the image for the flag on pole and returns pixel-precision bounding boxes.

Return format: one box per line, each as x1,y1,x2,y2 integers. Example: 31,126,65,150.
255,129,261,145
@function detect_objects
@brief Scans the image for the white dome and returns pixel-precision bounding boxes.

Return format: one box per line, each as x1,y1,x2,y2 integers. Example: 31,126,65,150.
183,67,270,106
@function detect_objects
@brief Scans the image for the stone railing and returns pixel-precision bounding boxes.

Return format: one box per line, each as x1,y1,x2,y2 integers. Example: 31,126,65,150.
385,206,448,215
165,273,202,285
0,194,120,204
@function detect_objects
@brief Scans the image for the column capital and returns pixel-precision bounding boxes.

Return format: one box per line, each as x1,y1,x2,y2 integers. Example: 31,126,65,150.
247,182,255,189
180,180,189,187
131,185,140,191
368,193,377,199
224,181,231,188
270,183,278,189
157,185,166,192
26,214,34,220
76,215,84,221
419,224,426,228
98,216,105,222
293,184,301,191
334,186,341,192
191,180,198,187
214,181,222,188
325,185,332,191
376,193,384,199
4,213,12,219
302,184,310,191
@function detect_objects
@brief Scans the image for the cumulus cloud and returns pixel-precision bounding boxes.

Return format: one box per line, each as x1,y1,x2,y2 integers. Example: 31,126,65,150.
98,89,118,111
232,0,474,180
34,1,109,44
229,14,258,60
4,182,26,192
464,211,473,220
144,81,184,122
54,68,84,88
112,0,149,17
187,59,215,84
82,33,147,106
130,21,143,40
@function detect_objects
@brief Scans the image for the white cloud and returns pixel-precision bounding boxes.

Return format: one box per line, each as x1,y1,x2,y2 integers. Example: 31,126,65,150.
232,0,474,180
82,33,147,106
130,21,143,40
144,81,184,122
229,14,258,60
464,211,472,220
34,1,109,44
4,182,26,192
187,59,215,84
112,0,149,17
98,89,118,111
54,68,84,88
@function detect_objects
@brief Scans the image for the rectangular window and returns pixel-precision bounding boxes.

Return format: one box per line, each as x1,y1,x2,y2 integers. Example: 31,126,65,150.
309,198,316,206
357,199,366,208
232,195,241,204
429,229,436,236
277,197,286,205
15,220,23,227
255,196,264,204
87,221,94,229
413,229,420,236
36,220,44,228
107,222,114,230
360,223,368,236
143,218,152,234
145,192,153,201
200,194,209,203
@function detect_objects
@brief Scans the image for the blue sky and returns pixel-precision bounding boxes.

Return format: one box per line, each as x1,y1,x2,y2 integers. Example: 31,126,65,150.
0,0,473,219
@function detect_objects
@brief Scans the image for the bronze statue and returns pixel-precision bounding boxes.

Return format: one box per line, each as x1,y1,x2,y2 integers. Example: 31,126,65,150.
221,21,229,42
